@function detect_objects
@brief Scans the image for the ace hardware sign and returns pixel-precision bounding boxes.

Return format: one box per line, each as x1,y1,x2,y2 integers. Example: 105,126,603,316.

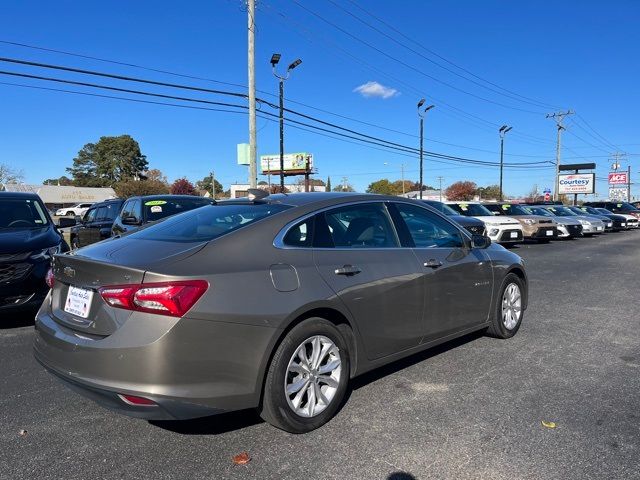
608,172,628,185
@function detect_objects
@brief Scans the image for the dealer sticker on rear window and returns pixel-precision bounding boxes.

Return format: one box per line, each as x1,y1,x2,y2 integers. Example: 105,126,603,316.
150,205,162,213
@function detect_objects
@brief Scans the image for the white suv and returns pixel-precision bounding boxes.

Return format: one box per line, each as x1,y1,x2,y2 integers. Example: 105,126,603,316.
446,201,524,244
55,203,94,217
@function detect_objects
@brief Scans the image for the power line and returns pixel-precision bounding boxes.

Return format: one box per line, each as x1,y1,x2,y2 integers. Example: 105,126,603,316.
346,0,560,111
289,0,546,115
0,75,553,172
0,58,553,167
326,0,555,111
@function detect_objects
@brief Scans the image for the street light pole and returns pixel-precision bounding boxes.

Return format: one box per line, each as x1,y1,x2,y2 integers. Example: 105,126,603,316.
271,54,302,192
498,125,512,201
417,99,435,199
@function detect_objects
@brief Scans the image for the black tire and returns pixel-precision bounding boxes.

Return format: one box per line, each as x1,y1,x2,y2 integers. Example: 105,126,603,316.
486,273,525,339
259,317,350,433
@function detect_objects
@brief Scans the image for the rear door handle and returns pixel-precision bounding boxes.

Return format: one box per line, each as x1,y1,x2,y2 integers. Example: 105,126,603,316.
334,265,362,276
423,259,443,269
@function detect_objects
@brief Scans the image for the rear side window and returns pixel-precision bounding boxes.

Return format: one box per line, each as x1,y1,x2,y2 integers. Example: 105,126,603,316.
95,206,108,221
283,218,313,247
84,208,97,222
321,203,398,248
130,203,292,242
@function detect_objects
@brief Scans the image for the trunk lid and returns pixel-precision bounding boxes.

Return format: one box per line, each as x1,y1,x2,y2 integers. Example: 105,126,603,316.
50,237,207,336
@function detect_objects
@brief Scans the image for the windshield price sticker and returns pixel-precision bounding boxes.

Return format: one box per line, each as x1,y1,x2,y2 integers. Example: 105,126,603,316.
150,205,163,213
145,200,167,206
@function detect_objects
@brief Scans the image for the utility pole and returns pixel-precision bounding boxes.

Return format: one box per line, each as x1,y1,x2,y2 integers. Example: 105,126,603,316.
247,0,257,188
498,125,512,201
271,54,302,192
437,176,444,201
546,110,574,201
342,176,348,191
417,99,435,199
210,171,216,199
610,151,627,201
627,164,631,202
384,162,406,194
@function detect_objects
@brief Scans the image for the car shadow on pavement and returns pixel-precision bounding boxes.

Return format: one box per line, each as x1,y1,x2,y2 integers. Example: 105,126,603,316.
350,331,484,392
388,473,417,480
150,408,264,435
2,308,37,329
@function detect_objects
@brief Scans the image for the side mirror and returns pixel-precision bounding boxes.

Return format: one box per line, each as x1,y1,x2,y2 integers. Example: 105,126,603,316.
57,217,77,228
122,216,140,226
471,234,491,249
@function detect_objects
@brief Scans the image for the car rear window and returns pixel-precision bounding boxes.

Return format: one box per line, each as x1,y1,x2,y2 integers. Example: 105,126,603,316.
143,197,213,222
129,203,292,242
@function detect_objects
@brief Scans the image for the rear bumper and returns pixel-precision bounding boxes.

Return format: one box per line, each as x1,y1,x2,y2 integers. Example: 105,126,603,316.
34,300,279,420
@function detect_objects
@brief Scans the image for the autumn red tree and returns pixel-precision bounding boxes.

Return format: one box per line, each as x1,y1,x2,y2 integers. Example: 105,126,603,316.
444,181,478,201
170,178,197,195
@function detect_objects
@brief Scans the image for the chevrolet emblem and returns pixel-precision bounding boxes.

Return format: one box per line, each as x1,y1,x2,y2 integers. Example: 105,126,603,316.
63,266,76,278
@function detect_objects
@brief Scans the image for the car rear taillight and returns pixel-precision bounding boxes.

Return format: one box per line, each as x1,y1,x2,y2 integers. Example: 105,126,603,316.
45,268,55,288
99,281,208,317
117,394,157,406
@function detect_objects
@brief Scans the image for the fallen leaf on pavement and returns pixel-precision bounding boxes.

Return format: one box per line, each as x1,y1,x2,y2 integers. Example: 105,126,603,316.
232,452,250,465
18,430,28,437
541,421,557,429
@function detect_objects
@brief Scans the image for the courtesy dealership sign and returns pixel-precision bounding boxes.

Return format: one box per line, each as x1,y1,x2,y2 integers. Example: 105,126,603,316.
558,173,595,194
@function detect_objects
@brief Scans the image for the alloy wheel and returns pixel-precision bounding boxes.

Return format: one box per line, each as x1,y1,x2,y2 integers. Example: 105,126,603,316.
284,335,342,418
501,283,522,330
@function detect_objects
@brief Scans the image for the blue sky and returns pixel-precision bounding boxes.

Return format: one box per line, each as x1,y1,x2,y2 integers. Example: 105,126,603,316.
1,0,639,197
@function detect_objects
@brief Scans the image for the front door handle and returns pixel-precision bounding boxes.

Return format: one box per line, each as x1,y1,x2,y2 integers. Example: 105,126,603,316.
424,259,443,269
334,265,362,276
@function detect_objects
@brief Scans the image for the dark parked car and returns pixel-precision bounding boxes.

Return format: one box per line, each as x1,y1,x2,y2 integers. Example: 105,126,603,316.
35,193,528,433
70,199,125,249
0,192,68,311
421,200,486,236
577,206,627,231
111,195,214,236
584,201,640,220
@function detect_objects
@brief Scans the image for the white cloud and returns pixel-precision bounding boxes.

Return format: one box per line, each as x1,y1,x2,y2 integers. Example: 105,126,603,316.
353,81,399,99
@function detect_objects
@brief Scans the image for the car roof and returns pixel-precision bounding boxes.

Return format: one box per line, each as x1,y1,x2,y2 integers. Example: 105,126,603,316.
129,194,212,200
0,191,41,200
220,192,404,208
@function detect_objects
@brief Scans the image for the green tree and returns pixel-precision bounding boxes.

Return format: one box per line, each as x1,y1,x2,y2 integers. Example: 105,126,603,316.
366,179,398,195
444,181,478,201
477,185,502,200
113,179,170,198
326,176,332,192
43,175,73,186
67,135,148,186
170,178,197,195
145,168,168,184
196,176,224,198
333,183,355,192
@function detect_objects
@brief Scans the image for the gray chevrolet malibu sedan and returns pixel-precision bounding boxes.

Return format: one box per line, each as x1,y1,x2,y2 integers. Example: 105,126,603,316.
34,192,528,433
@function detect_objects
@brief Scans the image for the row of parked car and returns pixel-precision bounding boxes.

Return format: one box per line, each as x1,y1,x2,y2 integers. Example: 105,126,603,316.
424,200,640,245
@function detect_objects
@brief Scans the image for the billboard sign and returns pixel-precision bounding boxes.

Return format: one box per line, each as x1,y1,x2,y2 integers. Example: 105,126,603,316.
609,187,628,201
558,173,595,194
608,172,628,185
261,153,313,174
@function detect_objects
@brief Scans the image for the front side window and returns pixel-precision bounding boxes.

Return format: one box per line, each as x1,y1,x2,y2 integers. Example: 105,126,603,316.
83,208,97,222
321,203,398,248
394,203,464,248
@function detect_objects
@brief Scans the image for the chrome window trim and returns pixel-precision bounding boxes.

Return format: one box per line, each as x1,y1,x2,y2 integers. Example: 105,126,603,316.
273,199,472,250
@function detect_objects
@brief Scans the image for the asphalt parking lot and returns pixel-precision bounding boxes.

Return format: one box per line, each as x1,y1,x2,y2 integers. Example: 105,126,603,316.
1,231,639,480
